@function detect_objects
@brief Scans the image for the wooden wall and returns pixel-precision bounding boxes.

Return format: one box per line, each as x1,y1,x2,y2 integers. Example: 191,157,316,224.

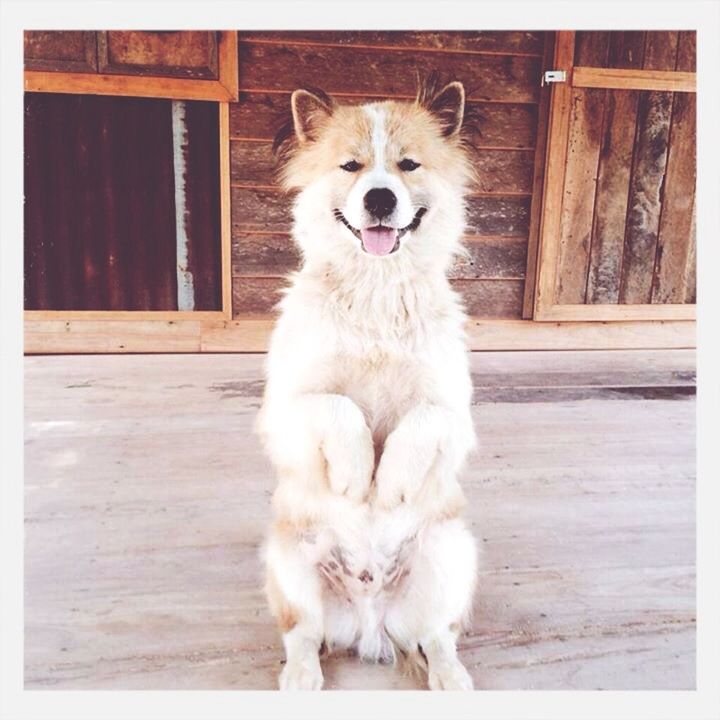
557,31,696,306
230,31,548,318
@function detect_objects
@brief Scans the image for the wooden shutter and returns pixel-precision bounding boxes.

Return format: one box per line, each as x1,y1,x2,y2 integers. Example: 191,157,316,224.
533,31,696,321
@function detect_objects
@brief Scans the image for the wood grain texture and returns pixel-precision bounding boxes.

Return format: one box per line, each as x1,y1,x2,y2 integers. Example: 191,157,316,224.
675,32,696,72
643,32,679,71
554,87,605,303
572,67,696,93
573,31,609,67
97,31,218,79
652,93,696,304
230,140,534,194
24,31,98,73
237,41,541,103
231,187,530,237
232,276,524,318
230,92,539,148
231,234,527,280
619,90,673,304
240,31,545,56
23,350,696,688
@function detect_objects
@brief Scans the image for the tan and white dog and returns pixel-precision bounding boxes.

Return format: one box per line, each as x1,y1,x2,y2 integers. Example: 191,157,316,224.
256,76,478,690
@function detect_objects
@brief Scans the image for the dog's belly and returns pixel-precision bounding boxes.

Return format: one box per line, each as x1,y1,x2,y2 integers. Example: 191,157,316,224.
299,505,421,658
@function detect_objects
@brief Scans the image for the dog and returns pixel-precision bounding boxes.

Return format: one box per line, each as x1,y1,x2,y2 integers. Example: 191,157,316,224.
256,75,478,690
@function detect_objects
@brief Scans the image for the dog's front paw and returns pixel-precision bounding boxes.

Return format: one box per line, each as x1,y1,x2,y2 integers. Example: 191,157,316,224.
325,431,374,504
428,659,474,691
373,462,422,511
279,656,324,690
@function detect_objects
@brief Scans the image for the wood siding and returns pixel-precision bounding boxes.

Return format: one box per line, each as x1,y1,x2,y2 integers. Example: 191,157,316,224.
230,31,547,318
559,31,697,307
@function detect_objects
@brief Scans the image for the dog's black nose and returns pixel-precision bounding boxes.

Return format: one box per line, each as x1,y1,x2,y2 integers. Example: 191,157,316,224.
364,188,397,220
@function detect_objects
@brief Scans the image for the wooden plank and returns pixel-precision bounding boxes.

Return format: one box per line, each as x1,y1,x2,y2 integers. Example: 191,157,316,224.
219,103,233,318
24,31,98,73
652,91,696,304
684,203,696,304
533,31,575,316
230,92,539,148
23,316,697,353
522,32,554,318
554,87,605,303
585,90,640,304
24,70,234,102
675,32,696,72
643,32,679,71
572,67,696,93
97,31,218,79
231,186,530,237
232,277,286,315
238,41,541,103
451,279,524,318
573,32,609,67
240,31,546,56
607,31,646,69
231,233,527,280
230,140,534,194
535,303,695,322
619,90,673,304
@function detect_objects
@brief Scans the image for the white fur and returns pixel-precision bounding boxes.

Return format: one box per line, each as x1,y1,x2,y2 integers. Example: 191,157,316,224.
258,92,478,691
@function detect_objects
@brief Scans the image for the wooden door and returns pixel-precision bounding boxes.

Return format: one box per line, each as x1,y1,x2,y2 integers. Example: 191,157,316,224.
533,31,696,321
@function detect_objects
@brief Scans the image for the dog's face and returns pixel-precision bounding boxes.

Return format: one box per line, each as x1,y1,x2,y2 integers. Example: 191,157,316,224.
276,80,473,265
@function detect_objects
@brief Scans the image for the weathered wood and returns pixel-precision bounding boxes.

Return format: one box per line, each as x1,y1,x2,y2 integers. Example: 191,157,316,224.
572,67,696,93
22,350,696,688
97,31,219,79
231,233,527,280
232,277,287,315
238,41,541,103
643,32,679,71
230,92,539,148
586,90,640,304
522,32,555,318
652,92,696,304
450,279,524,318
573,31,609,67
24,31,98,73
675,32,696,72
554,87,605,303
230,140,534,194
240,31,545,56
231,186,530,238
607,31,646,69
684,203,696,304
619,90,673,304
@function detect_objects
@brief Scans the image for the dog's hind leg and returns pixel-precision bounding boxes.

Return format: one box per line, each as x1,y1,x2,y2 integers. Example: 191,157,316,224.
265,530,325,690
384,518,478,690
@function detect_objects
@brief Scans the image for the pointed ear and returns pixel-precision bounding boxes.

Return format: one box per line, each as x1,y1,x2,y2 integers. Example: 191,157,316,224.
290,88,334,143
426,81,465,137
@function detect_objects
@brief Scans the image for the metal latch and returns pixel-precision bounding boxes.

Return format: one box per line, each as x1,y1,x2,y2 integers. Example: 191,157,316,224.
541,70,567,86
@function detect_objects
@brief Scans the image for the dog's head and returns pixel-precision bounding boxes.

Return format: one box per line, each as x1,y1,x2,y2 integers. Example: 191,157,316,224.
275,75,474,267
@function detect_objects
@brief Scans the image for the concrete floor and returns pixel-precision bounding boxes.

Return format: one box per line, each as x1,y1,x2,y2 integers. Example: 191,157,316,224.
24,350,696,690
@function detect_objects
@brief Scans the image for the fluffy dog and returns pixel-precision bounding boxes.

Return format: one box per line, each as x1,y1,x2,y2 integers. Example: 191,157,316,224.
257,76,478,690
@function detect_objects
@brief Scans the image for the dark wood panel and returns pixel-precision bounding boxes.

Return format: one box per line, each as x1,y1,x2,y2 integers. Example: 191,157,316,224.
238,41,541,103
574,32,610,66
240,31,545,55
231,232,527,280
450,279,524,317
232,276,523,318
97,31,219,79
24,31,97,73
230,92,539,148
652,92,696,304
555,88,605,304
586,89,640,304
684,207,696,304
232,187,530,237
607,32,646,69
675,32,696,72
643,32,679,71
619,90,673,304
230,140,534,194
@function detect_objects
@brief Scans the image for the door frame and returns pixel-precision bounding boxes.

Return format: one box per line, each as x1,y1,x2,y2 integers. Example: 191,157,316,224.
532,31,696,322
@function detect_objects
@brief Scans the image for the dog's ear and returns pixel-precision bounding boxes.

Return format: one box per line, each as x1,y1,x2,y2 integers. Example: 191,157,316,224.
422,80,465,138
290,88,334,143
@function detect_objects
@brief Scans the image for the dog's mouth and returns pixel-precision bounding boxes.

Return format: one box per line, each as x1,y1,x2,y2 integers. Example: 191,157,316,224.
333,207,428,256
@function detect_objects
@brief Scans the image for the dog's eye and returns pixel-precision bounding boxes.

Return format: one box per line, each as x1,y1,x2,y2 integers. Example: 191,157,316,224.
340,160,363,172
398,158,421,172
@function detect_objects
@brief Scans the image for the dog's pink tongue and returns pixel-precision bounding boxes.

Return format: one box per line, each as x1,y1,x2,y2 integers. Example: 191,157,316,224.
360,227,398,256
